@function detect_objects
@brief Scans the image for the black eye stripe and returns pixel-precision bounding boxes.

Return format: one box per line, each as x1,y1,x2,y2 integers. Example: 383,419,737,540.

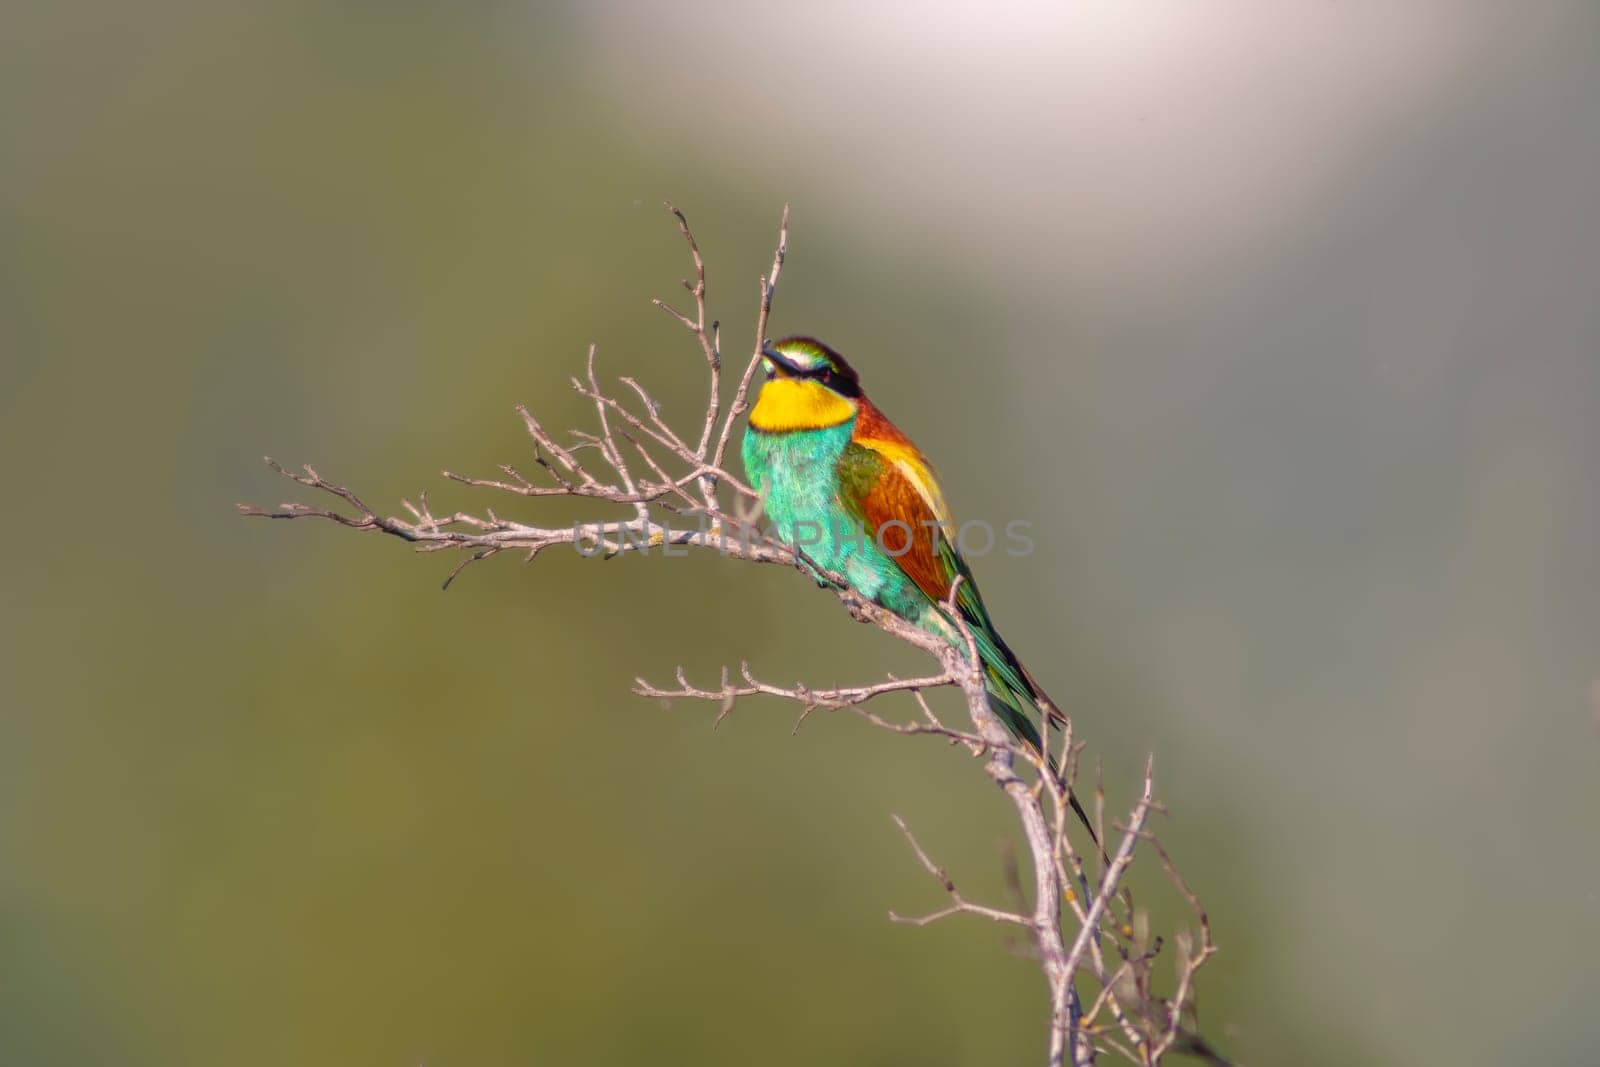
816,365,860,398
765,355,860,398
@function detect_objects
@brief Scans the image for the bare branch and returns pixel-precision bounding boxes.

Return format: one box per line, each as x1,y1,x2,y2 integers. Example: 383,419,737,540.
888,814,1032,927
635,663,1007,751
709,204,788,479
239,205,1217,1066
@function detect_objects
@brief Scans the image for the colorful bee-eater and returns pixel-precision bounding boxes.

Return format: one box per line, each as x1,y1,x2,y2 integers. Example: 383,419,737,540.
742,336,1066,765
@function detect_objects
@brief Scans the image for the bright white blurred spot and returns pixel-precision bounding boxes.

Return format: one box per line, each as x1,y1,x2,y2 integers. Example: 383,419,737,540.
580,2,1496,288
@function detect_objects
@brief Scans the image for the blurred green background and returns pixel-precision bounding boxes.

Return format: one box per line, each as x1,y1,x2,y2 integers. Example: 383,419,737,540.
4,3,1598,1064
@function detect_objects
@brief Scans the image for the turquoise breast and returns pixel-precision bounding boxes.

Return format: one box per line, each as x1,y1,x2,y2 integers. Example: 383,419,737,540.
741,420,936,624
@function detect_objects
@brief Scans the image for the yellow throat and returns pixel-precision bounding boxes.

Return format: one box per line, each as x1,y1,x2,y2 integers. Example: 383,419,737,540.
748,378,857,432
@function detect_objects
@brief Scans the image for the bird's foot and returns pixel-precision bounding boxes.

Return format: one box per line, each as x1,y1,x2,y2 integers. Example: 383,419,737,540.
839,593,874,622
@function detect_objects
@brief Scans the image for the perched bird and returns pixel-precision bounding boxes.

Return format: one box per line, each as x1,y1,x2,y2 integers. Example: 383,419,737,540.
742,336,1067,768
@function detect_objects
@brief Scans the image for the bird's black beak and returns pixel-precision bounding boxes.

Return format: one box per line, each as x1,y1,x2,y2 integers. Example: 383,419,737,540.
761,340,805,377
